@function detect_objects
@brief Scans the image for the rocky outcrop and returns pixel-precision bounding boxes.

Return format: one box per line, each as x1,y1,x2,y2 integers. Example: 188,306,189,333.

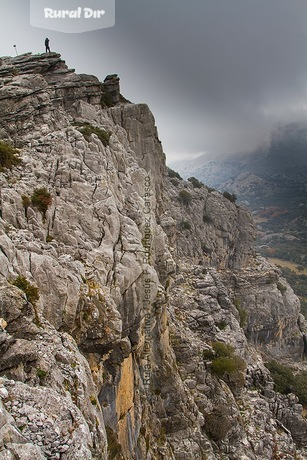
0,52,306,459
0,52,122,142
0,284,107,459
103,75,121,105
163,178,255,269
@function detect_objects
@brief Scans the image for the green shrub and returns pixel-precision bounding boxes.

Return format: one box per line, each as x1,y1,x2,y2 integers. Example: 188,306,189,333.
211,356,238,377
277,282,287,295
210,341,246,390
31,188,52,220
203,348,215,361
238,306,248,327
178,189,192,206
36,368,48,379
217,320,227,330
264,360,307,405
233,298,248,327
167,167,182,180
170,178,179,186
292,372,307,405
0,140,21,171
265,360,295,395
233,298,241,309
211,355,246,387
188,176,203,188
90,395,98,405
12,275,39,305
223,191,237,203
77,123,111,147
202,212,212,224
212,341,234,358
180,220,191,230
205,404,233,442
21,195,30,209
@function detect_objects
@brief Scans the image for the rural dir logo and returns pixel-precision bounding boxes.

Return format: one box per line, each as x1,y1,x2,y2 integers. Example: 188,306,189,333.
30,0,115,33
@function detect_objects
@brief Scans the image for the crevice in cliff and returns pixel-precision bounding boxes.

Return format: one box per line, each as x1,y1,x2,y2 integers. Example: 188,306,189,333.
28,252,33,277
111,232,122,288
50,207,56,230
0,87,47,102
0,245,9,260
91,183,98,199
97,226,106,247
48,157,59,185
121,271,143,299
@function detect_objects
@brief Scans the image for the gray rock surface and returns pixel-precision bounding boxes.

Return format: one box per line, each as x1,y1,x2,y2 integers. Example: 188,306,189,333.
0,52,306,459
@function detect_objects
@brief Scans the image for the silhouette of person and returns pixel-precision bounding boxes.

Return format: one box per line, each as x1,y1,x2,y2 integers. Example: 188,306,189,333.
45,38,51,53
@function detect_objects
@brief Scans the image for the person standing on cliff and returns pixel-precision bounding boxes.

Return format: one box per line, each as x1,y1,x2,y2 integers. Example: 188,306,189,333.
45,38,51,53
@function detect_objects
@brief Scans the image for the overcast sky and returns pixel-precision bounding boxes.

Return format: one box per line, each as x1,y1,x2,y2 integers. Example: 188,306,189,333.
1,0,307,162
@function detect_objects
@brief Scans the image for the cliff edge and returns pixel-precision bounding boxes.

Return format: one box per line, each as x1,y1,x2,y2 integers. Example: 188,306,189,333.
0,53,306,460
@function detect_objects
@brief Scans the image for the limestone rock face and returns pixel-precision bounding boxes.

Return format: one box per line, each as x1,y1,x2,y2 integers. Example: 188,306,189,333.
0,284,107,459
164,178,256,269
0,52,306,459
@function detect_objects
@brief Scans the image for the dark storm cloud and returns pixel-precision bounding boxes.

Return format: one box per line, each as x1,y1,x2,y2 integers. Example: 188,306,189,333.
107,0,307,160
2,0,307,161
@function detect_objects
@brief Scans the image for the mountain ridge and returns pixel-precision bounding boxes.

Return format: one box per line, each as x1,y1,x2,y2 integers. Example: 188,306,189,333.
170,123,307,269
0,52,307,459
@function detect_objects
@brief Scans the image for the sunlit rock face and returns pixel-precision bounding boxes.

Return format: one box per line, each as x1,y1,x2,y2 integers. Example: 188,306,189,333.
0,52,306,459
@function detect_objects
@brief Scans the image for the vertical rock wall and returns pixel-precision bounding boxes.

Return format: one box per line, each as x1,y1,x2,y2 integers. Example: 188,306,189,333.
0,53,306,459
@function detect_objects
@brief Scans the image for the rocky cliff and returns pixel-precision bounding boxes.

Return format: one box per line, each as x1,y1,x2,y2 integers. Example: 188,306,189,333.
0,52,306,459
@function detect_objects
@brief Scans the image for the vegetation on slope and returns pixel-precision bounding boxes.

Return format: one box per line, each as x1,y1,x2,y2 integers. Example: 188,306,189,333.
265,360,307,406
0,140,21,171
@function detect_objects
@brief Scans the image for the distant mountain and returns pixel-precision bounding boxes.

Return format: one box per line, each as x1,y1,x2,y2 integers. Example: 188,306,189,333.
170,154,245,190
171,121,307,205
170,121,307,267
